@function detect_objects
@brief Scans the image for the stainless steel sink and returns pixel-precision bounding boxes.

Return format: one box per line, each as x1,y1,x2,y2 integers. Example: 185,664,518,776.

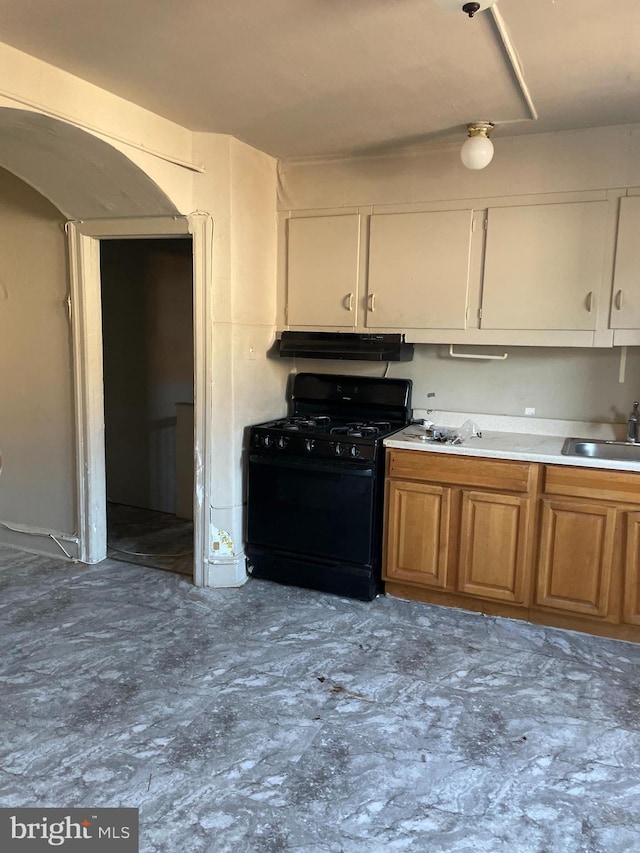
562,437,640,462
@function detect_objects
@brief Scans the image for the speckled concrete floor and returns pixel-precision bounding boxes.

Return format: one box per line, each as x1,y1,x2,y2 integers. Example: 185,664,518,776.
2,546,640,853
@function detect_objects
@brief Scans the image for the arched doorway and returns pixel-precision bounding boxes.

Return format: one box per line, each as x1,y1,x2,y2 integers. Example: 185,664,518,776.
0,108,213,585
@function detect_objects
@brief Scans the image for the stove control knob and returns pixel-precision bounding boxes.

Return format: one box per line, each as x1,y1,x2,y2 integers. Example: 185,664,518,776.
304,438,315,452
350,444,360,458
263,435,272,448
334,442,343,456
276,436,288,450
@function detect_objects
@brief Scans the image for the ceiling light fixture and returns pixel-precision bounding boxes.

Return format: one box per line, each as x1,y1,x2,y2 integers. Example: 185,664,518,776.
435,0,499,17
460,122,495,170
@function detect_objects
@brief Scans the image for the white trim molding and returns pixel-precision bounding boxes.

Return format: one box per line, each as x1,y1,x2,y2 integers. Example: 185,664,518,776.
66,214,213,585
66,220,106,564
188,212,214,587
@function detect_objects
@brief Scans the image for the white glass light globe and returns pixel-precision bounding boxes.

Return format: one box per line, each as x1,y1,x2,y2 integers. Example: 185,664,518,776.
460,135,494,170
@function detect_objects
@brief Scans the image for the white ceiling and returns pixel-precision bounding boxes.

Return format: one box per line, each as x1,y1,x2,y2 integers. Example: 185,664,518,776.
0,0,637,159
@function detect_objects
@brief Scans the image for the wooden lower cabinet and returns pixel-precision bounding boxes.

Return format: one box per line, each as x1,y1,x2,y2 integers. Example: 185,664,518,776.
459,490,532,604
535,465,640,631
384,450,640,642
384,451,535,610
535,498,617,618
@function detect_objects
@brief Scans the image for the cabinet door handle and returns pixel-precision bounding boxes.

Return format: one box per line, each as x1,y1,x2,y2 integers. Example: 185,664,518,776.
343,292,354,312
368,293,376,312
615,289,624,310
586,291,594,312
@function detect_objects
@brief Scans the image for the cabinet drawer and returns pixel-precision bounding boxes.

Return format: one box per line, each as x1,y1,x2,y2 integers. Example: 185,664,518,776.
543,465,640,504
387,450,534,493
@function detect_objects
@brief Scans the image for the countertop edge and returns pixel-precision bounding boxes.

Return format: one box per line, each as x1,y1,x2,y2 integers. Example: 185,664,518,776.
384,430,640,474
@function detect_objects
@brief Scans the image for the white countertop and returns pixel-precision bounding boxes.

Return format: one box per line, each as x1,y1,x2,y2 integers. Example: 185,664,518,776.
384,414,640,473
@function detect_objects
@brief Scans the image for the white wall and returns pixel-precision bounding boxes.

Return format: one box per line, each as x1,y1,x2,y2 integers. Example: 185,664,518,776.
0,167,74,535
277,124,640,210
407,346,640,423
0,43,283,579
289,345,640,424
0,43,198,559
191,133,287,572
0,41,194,215
277,123,640,424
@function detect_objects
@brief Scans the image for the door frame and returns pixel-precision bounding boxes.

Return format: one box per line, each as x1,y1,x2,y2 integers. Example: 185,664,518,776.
66,214,213,586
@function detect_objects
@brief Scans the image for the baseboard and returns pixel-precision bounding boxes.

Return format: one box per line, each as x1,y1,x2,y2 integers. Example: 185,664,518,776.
0,522,80,561
203,554,248,588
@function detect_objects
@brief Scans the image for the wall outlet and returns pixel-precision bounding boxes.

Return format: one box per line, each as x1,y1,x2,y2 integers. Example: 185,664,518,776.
248,345,256,361
524,407,536,416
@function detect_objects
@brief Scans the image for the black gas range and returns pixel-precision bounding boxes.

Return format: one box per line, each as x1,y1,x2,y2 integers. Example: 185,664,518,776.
245,373,413,600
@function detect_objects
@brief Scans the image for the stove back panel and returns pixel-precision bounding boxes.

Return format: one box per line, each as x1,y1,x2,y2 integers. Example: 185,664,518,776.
290,372,412,425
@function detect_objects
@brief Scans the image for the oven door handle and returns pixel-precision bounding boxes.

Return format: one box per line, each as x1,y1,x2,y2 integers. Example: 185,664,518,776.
249,452,374,477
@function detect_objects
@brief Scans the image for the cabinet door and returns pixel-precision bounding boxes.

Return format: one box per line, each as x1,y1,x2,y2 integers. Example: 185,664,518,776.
611,196,640,330
367,210,473,329
536,499,617,617
481,201,608,331
458,490,531,604
385,480,451,588
287,214,360,327
623,511,640,625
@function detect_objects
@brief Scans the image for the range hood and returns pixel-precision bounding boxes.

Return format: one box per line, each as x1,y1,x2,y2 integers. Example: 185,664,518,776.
277,331,414,362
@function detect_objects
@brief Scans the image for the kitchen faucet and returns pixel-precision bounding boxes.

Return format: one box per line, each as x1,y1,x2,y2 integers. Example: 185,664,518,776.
628,401,640,443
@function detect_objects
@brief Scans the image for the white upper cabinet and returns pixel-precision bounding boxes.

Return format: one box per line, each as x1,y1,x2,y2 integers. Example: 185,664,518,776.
480,201,609,331
366,209,473,329
286,214,360,328
280,195,628,346
611,196,640,332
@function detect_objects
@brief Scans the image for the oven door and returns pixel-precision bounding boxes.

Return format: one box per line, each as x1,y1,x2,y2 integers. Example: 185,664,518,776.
247,452,377,565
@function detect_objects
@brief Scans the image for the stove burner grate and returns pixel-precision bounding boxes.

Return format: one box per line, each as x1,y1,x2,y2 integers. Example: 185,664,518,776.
329,420,394,438
277,415,332,432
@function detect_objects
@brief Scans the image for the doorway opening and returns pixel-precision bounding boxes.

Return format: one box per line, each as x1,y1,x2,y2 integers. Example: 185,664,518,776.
100,237,194,576
68,214,212,585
